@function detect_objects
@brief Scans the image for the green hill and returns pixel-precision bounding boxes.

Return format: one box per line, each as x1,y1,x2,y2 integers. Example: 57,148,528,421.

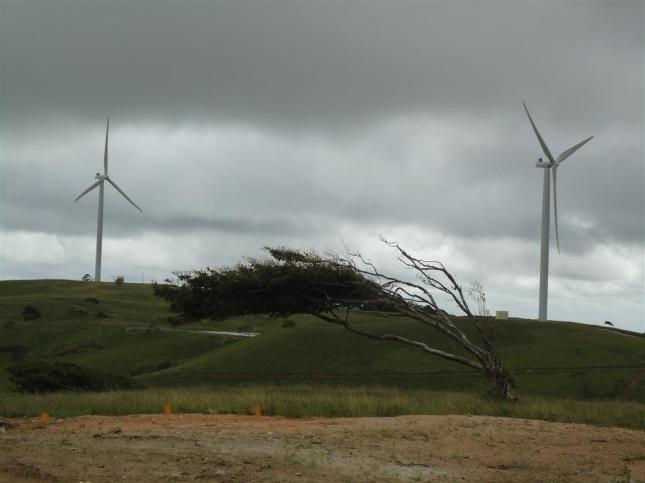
1,280,643,401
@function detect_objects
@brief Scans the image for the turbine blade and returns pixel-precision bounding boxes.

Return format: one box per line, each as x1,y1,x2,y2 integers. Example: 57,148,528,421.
552,166,560,254
557,135,594,164
106,177,143,213
523,101,555,163
74,179,102,202
104,117,110,174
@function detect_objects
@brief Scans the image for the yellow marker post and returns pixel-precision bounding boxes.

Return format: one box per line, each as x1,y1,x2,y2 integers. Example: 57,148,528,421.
164,403,172,415
255,404,262,419
40,413,49,424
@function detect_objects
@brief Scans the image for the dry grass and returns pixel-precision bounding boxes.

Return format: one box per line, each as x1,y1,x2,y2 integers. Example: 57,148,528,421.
1,384,643,430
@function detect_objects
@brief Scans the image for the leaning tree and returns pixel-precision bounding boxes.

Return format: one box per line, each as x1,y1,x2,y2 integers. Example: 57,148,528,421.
154,239,516,400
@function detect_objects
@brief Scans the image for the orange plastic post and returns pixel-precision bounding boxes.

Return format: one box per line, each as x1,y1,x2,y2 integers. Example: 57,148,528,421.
40,413,50,424
164,403,172,415
255,404,262,419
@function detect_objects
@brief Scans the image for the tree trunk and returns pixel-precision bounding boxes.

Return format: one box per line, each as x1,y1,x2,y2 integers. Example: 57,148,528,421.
484,363,516,401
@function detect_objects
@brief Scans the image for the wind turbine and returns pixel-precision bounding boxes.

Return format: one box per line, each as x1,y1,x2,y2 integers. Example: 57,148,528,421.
74,118,143,282
523,101,593,321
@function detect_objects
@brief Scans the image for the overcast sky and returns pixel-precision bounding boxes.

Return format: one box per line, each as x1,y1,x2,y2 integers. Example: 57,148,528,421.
1,1,643,332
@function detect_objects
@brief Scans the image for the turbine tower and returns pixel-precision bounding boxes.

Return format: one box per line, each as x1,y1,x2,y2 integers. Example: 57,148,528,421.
523,101,593,321
74,118,143,282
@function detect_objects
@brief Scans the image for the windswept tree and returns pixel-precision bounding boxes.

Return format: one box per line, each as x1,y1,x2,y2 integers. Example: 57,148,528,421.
154,239,516,400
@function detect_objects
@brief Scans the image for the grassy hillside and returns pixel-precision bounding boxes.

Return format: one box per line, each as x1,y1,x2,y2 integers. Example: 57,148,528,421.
1,280,643,401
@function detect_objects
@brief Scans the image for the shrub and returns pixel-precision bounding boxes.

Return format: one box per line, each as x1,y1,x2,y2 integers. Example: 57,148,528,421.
84,297,100,305
95,311,110,319
8,362,138,393
0,345,28,361
282,319,296,328
3,321,15,329
22,306,41,321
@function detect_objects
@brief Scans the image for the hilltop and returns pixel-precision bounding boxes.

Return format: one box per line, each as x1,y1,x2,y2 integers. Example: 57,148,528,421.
0,279,643,401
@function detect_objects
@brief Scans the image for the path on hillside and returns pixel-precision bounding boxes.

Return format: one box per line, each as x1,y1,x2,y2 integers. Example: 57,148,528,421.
1,414,644,482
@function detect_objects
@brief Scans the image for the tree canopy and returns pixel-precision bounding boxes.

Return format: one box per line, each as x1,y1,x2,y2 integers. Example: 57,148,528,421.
154,247,380,319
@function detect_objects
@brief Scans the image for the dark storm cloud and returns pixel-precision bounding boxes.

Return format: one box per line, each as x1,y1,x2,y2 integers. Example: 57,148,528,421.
1,1,642,130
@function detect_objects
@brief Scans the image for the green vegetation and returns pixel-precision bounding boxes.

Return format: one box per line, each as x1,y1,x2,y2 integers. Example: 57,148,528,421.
153,246,518,399
9,362,137,393
0,385,643,430
0,279,643,427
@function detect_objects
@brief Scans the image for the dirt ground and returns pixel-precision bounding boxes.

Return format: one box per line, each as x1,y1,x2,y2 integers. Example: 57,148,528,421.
1,414,644,482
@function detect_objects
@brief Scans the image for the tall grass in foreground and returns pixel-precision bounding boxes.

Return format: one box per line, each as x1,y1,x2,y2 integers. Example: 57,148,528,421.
1,385,643,431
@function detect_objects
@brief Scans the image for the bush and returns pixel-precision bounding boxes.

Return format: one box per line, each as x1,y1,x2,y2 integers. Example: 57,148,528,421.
95,311,110,319
0,345,28,361
3,321,15,330
84,297,100,305
22,306,41,321
282,319,296,328
8,362,138,393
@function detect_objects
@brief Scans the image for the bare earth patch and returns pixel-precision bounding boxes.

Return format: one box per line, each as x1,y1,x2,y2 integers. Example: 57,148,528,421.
1,414,644,482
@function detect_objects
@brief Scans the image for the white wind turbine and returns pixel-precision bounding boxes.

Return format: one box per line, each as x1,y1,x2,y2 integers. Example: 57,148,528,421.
74,118,143,282
523,101,593,321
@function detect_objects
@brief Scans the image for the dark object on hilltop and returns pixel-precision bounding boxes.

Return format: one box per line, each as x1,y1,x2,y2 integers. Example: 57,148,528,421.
82,273,92,282
604,321,614,326
95,311,110,319
8,362,138,393
22,306,41,321
115,276,124,285
154,239,516,401
282,319,296,328
85,297,100,305
0,345,29,361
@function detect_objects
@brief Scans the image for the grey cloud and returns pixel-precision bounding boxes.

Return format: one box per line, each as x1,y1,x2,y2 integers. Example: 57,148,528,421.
1,114,641,251
1,2,642,131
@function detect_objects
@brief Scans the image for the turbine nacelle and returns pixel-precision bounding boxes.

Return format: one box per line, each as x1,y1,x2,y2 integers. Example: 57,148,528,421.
535,158,552,168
